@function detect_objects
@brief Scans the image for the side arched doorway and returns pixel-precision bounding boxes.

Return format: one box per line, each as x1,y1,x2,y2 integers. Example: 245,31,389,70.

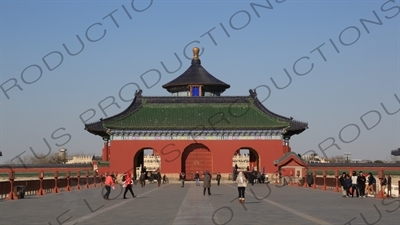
133,148,160,181
181,143,212,181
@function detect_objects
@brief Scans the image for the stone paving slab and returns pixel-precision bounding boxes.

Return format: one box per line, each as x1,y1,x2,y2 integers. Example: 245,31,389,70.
0,182,399,225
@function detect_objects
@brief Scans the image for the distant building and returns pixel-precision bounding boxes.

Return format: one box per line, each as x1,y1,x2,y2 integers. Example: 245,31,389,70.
66,155,97,164
232,153,249,171
302,153,329,163
143,154,161,172
58,148,67,163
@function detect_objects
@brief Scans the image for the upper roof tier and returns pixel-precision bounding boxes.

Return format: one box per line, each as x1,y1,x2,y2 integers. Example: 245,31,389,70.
162,47,230,95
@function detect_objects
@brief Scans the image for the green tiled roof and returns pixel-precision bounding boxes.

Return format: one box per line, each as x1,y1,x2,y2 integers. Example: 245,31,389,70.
103,98,289,130
85,90,308,137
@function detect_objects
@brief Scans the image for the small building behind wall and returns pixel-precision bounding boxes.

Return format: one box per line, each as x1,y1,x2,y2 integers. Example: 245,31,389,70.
85,47,308,180
275,152,308,183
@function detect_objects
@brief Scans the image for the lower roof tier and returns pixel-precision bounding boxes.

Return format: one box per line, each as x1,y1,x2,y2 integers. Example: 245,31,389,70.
85,90,308,138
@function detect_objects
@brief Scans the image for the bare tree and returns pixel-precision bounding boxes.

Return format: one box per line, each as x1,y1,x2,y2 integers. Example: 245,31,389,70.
327,155,346,163
4,153,65,165
386,155,400,163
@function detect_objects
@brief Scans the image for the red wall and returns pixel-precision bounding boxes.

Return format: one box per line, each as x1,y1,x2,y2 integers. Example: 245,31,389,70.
107,139,285,175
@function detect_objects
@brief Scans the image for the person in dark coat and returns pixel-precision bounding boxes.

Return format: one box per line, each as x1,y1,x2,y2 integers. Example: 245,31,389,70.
367,172,376,197
203,170,211,195
307,173,313,187
387,174,392,197
357,171,366,198
249,172,255,186
156,171,162,188
195,171,200,186
180,172,186,187
140,172,146,188
339,172,347,197
216,172,221,186
345,174,352,197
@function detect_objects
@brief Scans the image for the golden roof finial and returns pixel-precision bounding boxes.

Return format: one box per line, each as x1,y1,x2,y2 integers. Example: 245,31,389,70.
193,47,200,59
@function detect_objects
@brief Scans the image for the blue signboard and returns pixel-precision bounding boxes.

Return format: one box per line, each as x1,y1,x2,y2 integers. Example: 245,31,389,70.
191,86,200,96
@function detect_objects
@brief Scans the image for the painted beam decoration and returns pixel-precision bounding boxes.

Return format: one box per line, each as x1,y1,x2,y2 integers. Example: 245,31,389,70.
109,129,284,140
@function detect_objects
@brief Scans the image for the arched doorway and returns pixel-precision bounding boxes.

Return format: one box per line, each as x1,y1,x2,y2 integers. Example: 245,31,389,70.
181,143,212,181
233,148,260,172
133,148,161,181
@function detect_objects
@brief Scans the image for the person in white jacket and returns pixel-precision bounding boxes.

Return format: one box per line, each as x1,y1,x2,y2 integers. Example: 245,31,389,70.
236,172,247,204
351,171,359,197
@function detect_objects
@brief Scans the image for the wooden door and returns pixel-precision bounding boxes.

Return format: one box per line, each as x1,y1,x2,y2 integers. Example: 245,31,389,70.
182,147,212,181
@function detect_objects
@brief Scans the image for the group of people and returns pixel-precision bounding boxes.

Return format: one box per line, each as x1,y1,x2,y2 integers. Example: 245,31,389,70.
103,171,164,200
138,171,163,188
339,171,393,198
246,171,268,185
233,164,268,185
180,171,214,195
182,170,249,204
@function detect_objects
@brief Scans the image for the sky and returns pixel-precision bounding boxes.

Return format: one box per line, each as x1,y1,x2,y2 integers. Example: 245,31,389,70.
0,0,399,163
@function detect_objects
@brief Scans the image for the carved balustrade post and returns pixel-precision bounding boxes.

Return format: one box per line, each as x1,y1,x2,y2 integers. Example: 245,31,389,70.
322,170,327,190
66,171,71,191
334,170,340,192
312,170,317,189
6,171,17,200
52,171,59,193
37,171,45,196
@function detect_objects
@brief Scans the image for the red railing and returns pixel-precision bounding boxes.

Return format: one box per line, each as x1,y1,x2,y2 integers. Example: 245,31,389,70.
0,171,105,200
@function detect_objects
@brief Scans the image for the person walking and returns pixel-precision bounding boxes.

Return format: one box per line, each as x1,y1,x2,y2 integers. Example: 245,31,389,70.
345,174,352,198
339,172,347,197
367,173,376,197
123,172,136,199
257,172,262,184
236,171,247,204
357,171,366,198
387,174,392,198
157,171,162,188
140,172,146,188
307,173,313,187
216,172,221,186
103,173,115,200
351,171,359,198
203,171,211,195
195,171,200,186
249,172,255,186
180,172,186,187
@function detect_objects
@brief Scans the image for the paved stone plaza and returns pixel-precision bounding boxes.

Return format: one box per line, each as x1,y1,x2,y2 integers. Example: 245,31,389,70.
0,182,399,225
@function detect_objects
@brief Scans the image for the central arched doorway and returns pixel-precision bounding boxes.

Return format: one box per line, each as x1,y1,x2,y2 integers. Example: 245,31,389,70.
181,143,212,181
133,148,160,181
